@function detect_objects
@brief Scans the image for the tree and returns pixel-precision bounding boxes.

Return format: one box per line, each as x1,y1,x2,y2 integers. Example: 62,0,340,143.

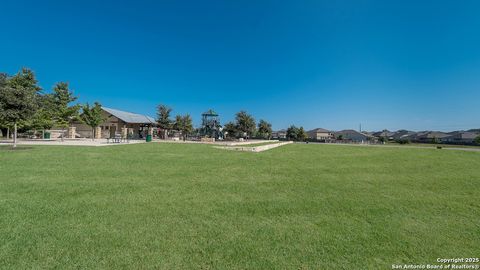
297,127,307,142
174,114,193,141
235,110,256,139
286,125,307,141
51,82,80,141
0,73,6,88
223,121,237,139
475,136,480,145
0,68,42,147
29,93,55,138
80,102,105,141
257,119,272,139
396,138,410,144
181,114,193,141
156,104,172,139
0,73,8,137
286,125,299,141
173,114,184,132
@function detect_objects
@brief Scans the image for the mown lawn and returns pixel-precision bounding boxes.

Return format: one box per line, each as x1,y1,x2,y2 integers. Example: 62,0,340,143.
386,142,480,149
0,143,479,269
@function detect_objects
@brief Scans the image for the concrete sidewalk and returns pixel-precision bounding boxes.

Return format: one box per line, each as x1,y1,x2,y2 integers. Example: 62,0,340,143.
215,141,292,152
153,139,278,146
0,138,146,147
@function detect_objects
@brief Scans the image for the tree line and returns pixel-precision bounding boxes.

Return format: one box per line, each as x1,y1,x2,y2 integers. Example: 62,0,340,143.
0,68,105,147
156,104,194,141
156,105,286,141
1,68,311,146
285,125,308,142
223,111,273,140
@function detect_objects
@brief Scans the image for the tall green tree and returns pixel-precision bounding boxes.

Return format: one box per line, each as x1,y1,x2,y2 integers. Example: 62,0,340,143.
0,73,6,88
0,73,9,137
297,127,307,142
80,102,105,141
51,82,80,141
0,68,42,147
286,125,307,141
223,121,237,139
257,119,272,139
286,125,299,141
29,93,55,138
475,136,480,145
174,114,193,141
182,114,193,141
156,104,172,139
235,110,256,138
173,114,184,131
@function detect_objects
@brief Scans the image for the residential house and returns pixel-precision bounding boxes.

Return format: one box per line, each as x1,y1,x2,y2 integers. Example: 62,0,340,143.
306,128,334,141
271,129,287,139
372,130,396,140
334,130,375,143
391,130,416,141
408,131,450,143
442,131,478,144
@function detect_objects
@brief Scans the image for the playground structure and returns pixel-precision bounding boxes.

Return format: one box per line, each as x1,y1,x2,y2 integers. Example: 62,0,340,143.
199,109,223,140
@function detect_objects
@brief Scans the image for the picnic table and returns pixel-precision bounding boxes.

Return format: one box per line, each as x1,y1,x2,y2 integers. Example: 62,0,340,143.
107,134,123,143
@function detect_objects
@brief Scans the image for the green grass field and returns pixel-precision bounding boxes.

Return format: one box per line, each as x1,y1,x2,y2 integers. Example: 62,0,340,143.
1,143,479,269
387,142,480,149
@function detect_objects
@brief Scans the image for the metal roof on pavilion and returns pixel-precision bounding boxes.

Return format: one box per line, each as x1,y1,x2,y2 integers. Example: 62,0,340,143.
202,109,218,116
102,107,155,124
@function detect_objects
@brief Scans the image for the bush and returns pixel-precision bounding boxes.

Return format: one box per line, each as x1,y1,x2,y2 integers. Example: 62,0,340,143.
396,139,410,144
475,136,480,145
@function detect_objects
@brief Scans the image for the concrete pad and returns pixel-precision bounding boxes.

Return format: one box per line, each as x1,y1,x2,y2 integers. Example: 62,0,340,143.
153,139,279,146
0,138,146,147
215,141,293,152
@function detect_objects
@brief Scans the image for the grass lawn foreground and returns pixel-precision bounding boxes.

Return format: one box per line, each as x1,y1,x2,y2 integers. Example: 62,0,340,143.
0,143,479,269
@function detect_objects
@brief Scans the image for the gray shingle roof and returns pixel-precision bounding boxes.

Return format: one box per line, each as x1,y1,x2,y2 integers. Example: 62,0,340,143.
307,128,331,133
445,131,477,140
334,129,374,138
102,107,155,124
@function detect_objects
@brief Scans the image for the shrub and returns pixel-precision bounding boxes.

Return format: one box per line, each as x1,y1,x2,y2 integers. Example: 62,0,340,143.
396,139,410,144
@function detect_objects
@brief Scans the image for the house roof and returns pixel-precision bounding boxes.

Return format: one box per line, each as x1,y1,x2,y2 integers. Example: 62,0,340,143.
102,107,155,124
334,129,374,138
421,131,450,138
307,128,331,133
372,130,395,137
445,131,478,140
391,130,416,139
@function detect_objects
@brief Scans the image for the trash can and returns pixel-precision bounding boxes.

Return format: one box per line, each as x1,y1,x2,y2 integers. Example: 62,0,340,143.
146,134,152,142
44,132,51,139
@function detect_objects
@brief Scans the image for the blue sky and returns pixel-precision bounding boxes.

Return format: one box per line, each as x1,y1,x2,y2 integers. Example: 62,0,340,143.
1,0,479,131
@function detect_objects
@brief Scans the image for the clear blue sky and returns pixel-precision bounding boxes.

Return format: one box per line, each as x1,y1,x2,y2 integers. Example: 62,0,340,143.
1,0,479,131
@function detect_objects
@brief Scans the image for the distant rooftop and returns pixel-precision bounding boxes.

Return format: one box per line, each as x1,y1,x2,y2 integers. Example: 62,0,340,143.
307,128,331,133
